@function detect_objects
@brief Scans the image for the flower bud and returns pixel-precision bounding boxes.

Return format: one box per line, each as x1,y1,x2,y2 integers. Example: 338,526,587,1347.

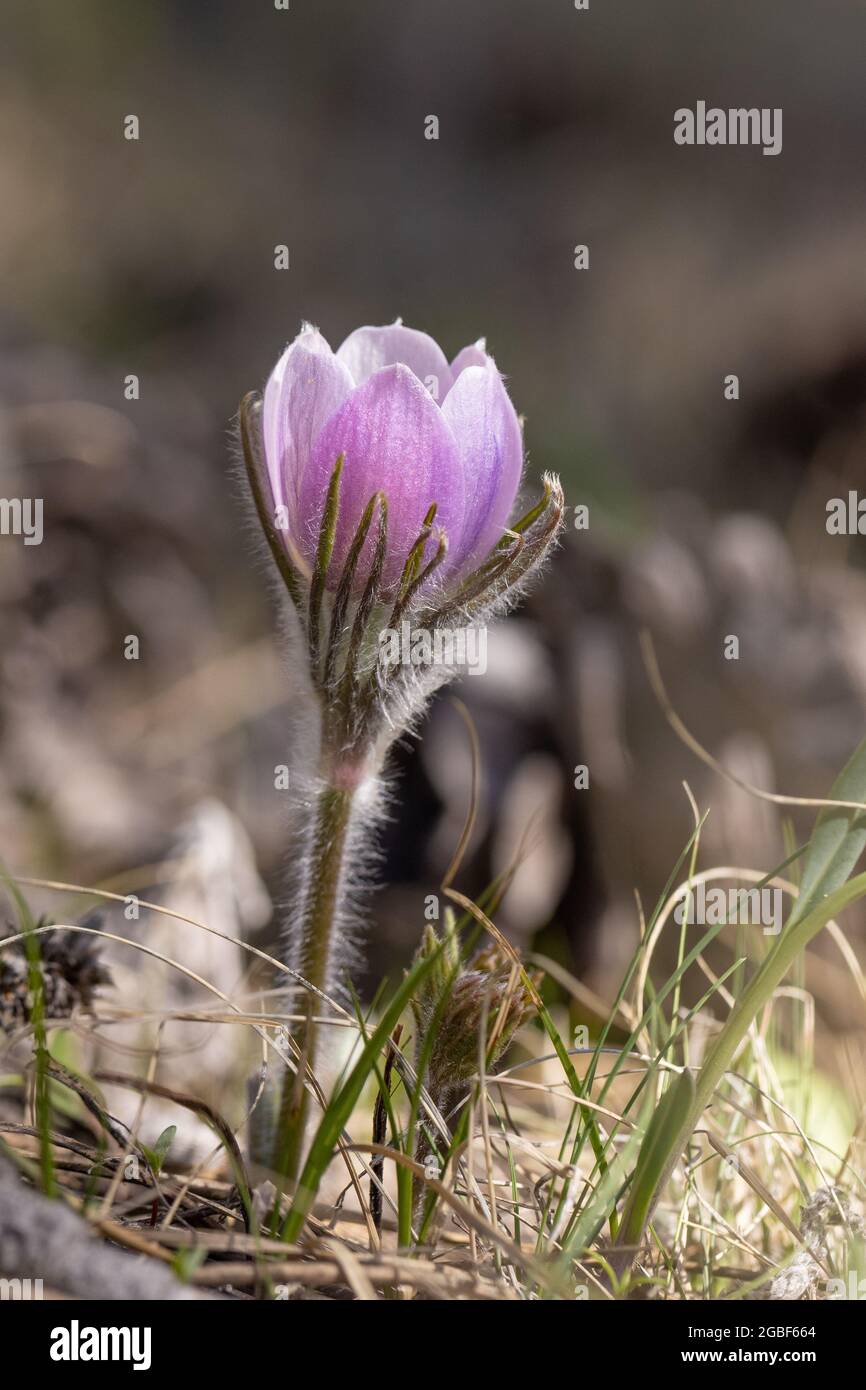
262,321,524,593
240,321,564,740
410,920,536,1096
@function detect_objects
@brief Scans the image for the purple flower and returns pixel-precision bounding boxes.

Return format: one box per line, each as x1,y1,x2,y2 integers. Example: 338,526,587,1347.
263,321,524,591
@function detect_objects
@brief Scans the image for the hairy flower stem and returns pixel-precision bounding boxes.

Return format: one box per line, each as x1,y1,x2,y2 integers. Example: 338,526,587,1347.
273,779,354,1189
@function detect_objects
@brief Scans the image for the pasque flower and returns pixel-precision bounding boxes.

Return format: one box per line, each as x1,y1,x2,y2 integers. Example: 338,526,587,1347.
238,320,563,1190
261,321,524,592
242,321,563,728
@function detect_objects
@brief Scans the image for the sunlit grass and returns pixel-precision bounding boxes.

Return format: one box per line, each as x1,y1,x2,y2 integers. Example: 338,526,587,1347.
2,663,866,1299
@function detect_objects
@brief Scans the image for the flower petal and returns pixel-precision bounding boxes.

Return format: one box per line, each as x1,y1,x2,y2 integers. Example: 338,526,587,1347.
336,322,453,404
300,364,465,590
441,361,523,573
449,338,489,380
263,325,354,521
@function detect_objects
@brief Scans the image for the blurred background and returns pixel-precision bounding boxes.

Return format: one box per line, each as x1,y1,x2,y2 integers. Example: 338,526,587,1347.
1,0,865,1116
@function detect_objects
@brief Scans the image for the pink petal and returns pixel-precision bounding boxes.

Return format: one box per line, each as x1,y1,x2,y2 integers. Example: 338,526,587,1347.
299,364,465,590
263,326,354,521
441,361,523,573
336,322,453,404
450,339,489,380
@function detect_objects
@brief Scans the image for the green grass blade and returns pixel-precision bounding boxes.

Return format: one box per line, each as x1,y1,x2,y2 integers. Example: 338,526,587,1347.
786,734,866,929
616,869,866,1269
0,871,56,1196
281,943,442,1242
614,735,866,1273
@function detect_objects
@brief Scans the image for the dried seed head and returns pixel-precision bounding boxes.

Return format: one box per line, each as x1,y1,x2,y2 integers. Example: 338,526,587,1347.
0,916,111,1032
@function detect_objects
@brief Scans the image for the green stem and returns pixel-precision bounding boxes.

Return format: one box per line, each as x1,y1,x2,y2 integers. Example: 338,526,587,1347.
273,781,354,1188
